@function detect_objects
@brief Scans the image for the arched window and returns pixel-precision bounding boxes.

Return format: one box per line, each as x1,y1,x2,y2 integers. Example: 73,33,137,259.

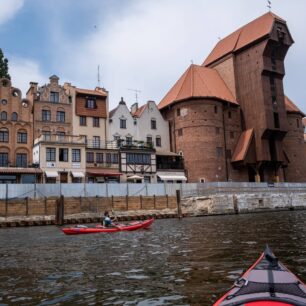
11,112,18,121
1,111,7,121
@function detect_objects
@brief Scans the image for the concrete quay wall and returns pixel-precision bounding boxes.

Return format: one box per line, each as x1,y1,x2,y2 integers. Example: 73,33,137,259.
182,191,306,215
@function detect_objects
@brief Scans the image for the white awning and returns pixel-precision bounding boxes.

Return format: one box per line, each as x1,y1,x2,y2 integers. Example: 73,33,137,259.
157,172,187,181
45,171,58,178
71,171,85,178
127,175,143,180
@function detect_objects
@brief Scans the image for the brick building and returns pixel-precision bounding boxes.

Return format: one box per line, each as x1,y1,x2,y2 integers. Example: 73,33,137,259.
0,78,40,183
159,12,306,183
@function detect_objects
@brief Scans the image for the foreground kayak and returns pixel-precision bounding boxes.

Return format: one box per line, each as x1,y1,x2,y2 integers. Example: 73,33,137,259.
214,245,306,306
62,218,154,235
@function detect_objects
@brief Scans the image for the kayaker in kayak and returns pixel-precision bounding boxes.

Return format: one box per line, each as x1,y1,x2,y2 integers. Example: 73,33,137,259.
102,211,117,227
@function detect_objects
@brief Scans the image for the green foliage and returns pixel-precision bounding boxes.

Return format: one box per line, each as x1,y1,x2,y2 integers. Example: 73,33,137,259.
0,48,10,79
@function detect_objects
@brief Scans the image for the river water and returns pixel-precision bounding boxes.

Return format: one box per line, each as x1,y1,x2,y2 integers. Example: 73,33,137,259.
0,211,306,305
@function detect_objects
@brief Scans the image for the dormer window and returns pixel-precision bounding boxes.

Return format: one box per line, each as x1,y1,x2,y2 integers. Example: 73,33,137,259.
86,98,96,109
50,91,59,103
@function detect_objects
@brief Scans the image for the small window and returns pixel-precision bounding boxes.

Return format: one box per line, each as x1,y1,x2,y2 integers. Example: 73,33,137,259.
151,119,157,130
80,116,86,126
214,106,218,114
56,111,65,123
146,136,153,145
0,153,9,167
93,117,99,127
216,147,223,158
178,128,183,136
46,148,56,162
59,148,68,162
86,98,96,109
120,118,126,129
1,99,7,105
177,108,180,116
17,132,27,143
1,111,7,121
72,149,81,162
50,92,59,103
297,118,300,128
11,112,18,121
156,136,161,147
230,131,234,139
86,152,94,163
57,131,65,142
274,113,280,129
16,153,27,167
215,127,220,135
228,111,232,119
126,136,133,146
42,131,51,141
42,110,51,121
0,128,9,142
93,136,100,148
96,153,103,163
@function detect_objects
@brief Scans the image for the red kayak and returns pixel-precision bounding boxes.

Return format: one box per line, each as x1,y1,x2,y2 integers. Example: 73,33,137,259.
62,218,154,235
214,245,306,306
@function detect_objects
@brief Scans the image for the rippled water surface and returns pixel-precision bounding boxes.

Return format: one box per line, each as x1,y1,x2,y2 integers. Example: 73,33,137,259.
1,211,306,305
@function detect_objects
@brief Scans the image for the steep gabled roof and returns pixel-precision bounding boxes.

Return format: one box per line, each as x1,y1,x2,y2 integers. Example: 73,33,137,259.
285,95,305,116
132,104,147,117
158,64,237,110
232,129,254,163
76,87,107,97
203,12,286,66
109,106,118,118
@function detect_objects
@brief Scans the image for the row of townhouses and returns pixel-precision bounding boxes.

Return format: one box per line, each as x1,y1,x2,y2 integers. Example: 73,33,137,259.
1,12,306,184
0,75,186,184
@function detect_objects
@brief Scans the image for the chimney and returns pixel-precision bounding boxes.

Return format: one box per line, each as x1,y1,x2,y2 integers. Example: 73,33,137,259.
131,102,138,114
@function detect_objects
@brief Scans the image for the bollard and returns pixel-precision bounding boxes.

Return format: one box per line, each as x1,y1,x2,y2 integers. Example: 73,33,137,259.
176,190,182,219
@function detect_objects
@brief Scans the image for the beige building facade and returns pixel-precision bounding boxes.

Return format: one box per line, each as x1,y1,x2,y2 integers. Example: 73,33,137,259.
33,134,86,183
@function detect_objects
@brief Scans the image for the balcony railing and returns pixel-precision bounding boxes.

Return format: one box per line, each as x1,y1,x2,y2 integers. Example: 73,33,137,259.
34,135,86,145
85,140,154,150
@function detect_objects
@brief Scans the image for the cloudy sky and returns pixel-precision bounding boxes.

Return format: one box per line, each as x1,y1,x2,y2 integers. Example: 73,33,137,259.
0,0,305,111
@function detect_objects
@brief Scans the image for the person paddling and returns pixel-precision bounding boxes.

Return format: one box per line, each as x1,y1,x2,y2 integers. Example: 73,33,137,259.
102,211,117,227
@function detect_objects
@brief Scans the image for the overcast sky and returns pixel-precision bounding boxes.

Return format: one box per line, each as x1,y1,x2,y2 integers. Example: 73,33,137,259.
0,0,305,111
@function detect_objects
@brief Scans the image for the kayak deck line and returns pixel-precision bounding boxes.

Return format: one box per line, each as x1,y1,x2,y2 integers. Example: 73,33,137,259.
214,245,306,306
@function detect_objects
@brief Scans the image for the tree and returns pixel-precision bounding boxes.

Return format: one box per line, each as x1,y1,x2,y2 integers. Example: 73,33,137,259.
0,48,10,79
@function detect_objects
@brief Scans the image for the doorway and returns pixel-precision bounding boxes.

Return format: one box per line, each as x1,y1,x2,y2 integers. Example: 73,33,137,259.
60,172,68,183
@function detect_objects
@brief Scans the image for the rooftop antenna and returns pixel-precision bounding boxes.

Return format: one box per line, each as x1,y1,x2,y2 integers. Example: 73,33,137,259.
127,88,141,103
267,0,271,11
97,65,101,87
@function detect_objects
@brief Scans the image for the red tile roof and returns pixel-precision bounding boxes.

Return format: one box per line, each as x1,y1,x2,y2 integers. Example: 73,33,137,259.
203,12,286,66
231,129,254,162
132,104,146,117
285,96,305,116
76,87,107,97
158,64,237,110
